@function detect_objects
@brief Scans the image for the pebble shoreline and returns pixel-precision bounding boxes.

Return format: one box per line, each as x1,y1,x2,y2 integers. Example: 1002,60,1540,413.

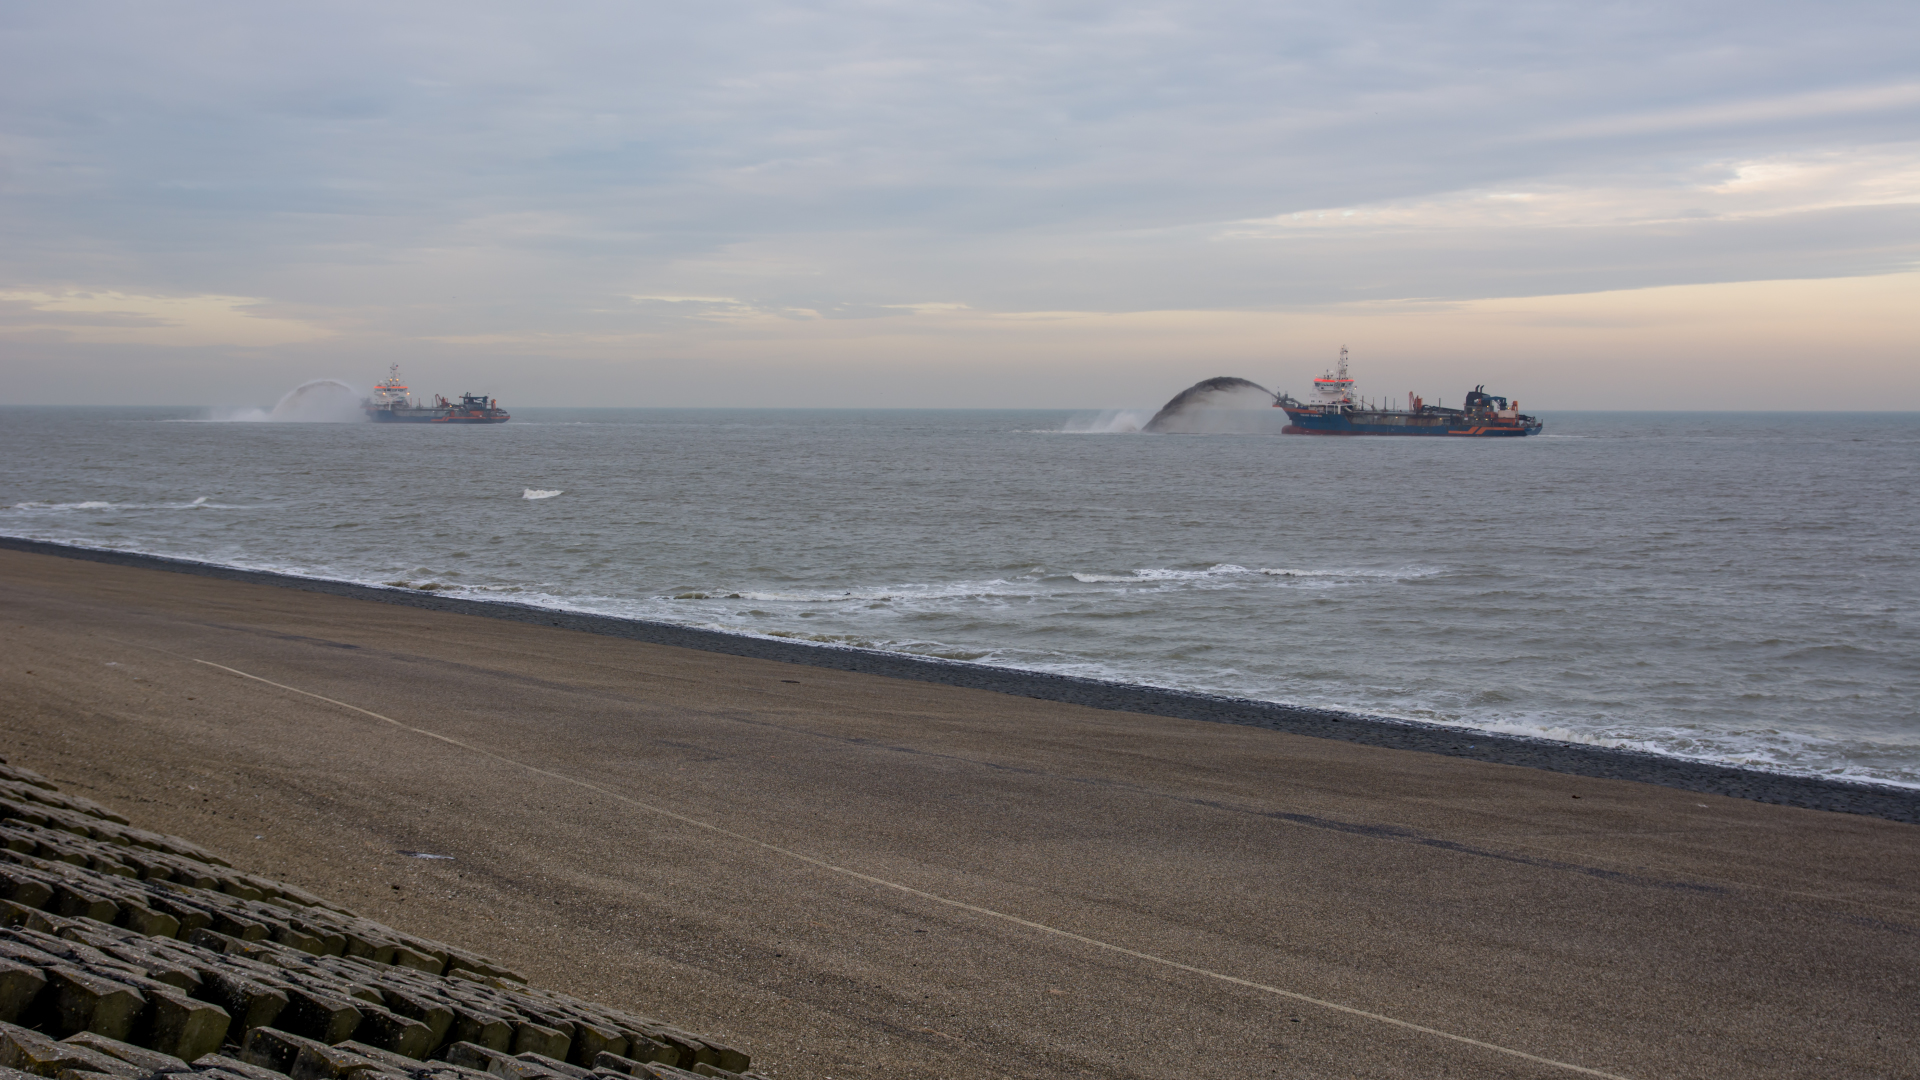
5,535,1916,825
0,754,762,1080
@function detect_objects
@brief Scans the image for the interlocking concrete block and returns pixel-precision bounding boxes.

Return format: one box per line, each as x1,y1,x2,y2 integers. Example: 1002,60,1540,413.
90,946,199,995
134,898,211,937
439,1044,558,1080
192,968,289,1035
191,1054,291,1080
0,1024,139,1079
351,1005,432,1061
388,950,441,977
0,912,76,940
185,929,286,964
511,1056,589,1080
622,1034,692,1073
330,1042,443,1077
284,923,345,959
440,956,522,987
558,1022,622,1070
271,886,329,911
416,1068,494,1080
274,986,363,1047
219,882,265,905
0,769,57,793
268,927,327,959
55,1065,130,1080
701,1046,746,1076
36,966,145,1042
205,914,270,944
444,1010,511,1054
589,1053,639,1075
160,867,219,892
629,1065,702,1080
48,888,116,927
247,1026,391,1076
130,984,229,1064
0,946,56,978
8,930,112,971
381,993,452,1048
0,962,44,1025
111,903,179,941
57,1031,189,1074
0,873,54,913
239,1026,328,1075
650,1033,733,1074
508,1026,566,1063
603,1040,676,1071
340,936,397,966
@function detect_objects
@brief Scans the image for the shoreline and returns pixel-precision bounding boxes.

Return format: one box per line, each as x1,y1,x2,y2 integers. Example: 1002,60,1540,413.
5,532,1915,824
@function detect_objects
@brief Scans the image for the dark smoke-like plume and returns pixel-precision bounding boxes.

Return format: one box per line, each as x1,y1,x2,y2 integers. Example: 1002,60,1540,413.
1142,377,1278,433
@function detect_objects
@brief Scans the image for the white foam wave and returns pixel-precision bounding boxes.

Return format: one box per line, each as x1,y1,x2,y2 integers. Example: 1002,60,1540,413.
1069,564,1441,585
1071,564,1254,583
522,489,564,500
1257,566,1442,580
7,497,245,513
8,533,1911,790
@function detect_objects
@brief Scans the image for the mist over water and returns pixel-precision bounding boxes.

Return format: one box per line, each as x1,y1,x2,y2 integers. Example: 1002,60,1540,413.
3,406,1917,790
208,380,366,423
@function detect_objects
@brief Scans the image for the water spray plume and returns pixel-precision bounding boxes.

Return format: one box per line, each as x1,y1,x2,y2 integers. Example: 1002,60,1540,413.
1142,377,1279,434
268,380,365,422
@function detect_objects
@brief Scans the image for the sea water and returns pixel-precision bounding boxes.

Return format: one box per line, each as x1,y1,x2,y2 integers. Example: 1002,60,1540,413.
3,406,1916,789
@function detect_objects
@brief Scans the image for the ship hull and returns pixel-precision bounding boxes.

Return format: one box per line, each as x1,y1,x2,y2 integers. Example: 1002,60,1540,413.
1280,409,1540,437
366,408,509,424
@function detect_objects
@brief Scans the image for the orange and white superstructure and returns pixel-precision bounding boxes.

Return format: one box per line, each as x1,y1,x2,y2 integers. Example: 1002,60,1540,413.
369,364,413,409
1309,346,1357,408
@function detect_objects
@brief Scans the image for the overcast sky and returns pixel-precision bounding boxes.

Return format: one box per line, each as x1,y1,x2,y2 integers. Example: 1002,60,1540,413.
2,0,1916,408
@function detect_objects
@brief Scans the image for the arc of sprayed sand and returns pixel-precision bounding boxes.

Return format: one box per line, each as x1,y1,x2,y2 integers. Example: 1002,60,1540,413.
191,657,1636,1080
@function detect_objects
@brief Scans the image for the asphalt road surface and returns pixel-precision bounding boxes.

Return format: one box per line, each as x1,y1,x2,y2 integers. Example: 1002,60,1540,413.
2,549,1915,1080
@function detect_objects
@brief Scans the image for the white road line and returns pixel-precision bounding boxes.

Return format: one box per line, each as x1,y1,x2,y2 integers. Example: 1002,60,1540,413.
194,657,1636,1080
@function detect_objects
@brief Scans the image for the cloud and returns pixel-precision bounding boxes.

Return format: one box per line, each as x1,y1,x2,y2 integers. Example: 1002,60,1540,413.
0,290,332,346
1225,143,1920,234
1,1,1917,403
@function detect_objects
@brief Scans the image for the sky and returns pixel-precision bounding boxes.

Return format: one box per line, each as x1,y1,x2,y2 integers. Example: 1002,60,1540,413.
2,0,1916,409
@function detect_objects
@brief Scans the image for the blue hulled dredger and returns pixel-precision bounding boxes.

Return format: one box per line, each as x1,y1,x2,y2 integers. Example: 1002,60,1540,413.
1274,347,1542,437
362,364,510,424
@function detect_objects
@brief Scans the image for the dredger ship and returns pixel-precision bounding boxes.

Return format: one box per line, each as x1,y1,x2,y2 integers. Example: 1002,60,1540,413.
1275,348,1542,436
362,364,510,423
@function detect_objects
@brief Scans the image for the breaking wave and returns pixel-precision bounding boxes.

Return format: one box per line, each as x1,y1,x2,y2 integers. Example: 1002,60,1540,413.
6,497,245,513
523,489,564,500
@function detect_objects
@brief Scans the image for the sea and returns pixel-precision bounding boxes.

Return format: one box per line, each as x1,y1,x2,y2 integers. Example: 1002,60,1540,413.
3,401,1916,790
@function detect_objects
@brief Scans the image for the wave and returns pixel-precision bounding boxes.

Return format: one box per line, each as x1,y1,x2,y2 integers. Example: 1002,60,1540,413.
1069,563,1441,584
7,533,1913,791
522,489,564,500
5,497,248,513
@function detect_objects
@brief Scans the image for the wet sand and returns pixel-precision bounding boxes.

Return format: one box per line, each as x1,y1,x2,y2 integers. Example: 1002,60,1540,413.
1,546,1916,1079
